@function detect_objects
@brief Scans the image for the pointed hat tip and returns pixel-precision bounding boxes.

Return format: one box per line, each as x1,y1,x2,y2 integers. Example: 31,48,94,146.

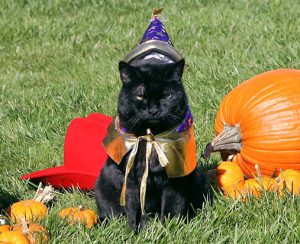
152,8,164,19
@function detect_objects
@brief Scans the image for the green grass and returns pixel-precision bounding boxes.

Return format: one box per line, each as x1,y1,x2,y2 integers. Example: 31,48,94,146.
1,0,300,242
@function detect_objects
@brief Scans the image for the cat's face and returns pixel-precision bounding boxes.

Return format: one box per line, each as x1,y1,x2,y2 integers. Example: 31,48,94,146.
117,58,188,135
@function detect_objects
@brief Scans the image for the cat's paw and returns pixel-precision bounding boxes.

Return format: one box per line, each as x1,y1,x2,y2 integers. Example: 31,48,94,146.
131,214,148,234
128,216,138,232
138,214,148,231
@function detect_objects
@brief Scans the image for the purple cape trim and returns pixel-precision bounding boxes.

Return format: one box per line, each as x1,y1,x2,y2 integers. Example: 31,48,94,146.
174,106,193,133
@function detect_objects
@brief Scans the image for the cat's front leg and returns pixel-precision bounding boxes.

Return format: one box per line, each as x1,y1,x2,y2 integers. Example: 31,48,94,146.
160,185,189,221
94,158,125,221
124,183,141,231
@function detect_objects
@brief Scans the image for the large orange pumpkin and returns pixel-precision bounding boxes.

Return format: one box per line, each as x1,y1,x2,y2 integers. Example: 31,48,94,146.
204,69,300,177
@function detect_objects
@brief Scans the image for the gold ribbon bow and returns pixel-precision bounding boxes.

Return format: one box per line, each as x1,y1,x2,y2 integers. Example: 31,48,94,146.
120,129,169,215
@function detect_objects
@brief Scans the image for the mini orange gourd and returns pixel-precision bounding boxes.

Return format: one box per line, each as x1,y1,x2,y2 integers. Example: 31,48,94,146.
244,179,261,197
243,177,277,197
277,169,300,196
10,200,47,224
204,69,300,178
0,215,10,233
215,161,245,193
59,206,98,228
260,177,277,192
0,230,30,244
11,218,48,244
223,184,246,200
9,184,54,223
0,225,10,233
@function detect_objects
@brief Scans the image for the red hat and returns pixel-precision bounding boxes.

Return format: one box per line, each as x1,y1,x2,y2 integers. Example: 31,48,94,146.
21,112,112,190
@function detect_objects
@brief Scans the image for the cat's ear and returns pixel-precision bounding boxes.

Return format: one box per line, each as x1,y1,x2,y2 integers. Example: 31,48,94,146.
119,61,136,85
164,59,185,82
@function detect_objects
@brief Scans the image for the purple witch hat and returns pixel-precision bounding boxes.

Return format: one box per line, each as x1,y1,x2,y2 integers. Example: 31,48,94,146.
123,8,183,63
139,8,173,45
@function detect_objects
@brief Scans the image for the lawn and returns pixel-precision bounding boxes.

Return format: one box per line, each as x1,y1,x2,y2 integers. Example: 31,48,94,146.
1,0,300,243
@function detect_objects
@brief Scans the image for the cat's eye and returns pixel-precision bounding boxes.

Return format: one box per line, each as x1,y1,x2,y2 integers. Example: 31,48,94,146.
167,94,172,99
136,95,144,101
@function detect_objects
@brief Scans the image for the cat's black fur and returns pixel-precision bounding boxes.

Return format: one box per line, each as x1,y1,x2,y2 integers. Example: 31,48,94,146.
95,57,212,232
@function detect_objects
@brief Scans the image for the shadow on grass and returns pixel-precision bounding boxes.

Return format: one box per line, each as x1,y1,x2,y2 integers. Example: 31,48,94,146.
0,187,19,211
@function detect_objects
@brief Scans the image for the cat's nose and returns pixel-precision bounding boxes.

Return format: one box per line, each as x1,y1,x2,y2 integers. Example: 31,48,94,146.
149,108,159,115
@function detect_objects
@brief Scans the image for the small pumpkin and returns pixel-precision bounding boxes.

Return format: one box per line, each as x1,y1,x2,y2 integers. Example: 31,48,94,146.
10,201,47,224
59,206,98,228
9,184,54,223
204,69,300,177
244,179,262,197
12,222,48,244
224,184,246,200
244,177,277,197
0,230,30,244
0,215,10,233
216,161,245,192
277,169,300,196
260,177,277,192
0,225,10,233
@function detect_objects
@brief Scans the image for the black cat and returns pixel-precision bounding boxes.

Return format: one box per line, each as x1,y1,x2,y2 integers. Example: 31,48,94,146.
95,57,212,232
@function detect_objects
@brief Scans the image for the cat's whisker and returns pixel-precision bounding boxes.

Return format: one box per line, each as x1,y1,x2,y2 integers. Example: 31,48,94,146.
169,113,181,120
166,114,182,125
127,116,141,131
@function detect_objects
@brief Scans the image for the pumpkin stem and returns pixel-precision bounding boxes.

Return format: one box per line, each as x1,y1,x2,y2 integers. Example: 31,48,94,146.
202,124,242,159
255,164,263,181
275,177,284,186
20,218,29,234
33,182,55,204
152,8,164,19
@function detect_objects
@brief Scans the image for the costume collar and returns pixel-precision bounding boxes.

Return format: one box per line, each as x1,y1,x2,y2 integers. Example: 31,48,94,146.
102,108,197,214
